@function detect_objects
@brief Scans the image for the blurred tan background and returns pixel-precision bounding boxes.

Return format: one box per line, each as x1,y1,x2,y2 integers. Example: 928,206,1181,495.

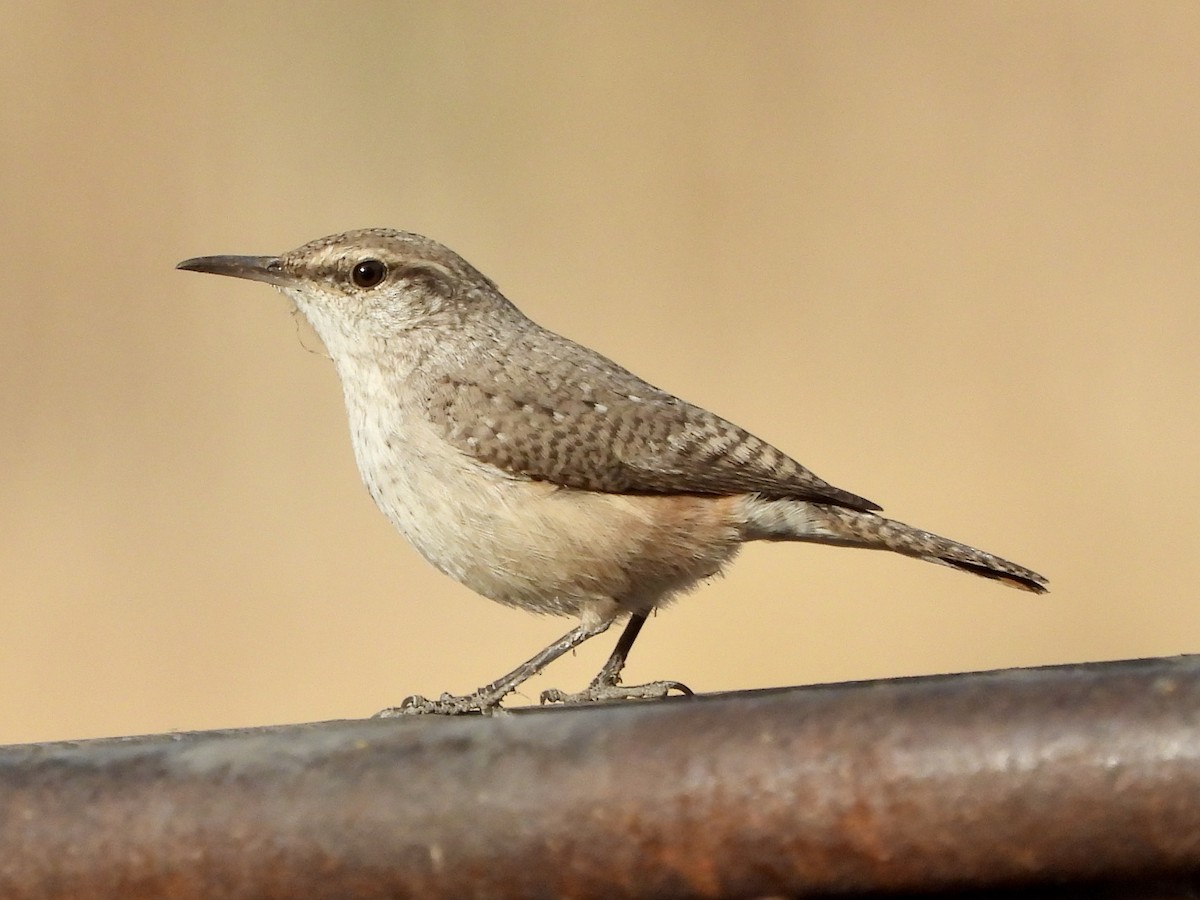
2,2,1197,744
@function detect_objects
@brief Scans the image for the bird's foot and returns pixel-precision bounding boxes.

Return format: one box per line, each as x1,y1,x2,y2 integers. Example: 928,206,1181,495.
539,677,693,707
374,689,509,717
374,621,616,716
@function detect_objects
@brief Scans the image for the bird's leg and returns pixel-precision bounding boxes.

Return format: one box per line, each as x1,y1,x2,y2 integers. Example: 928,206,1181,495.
376,618,612,716
540,612,693,706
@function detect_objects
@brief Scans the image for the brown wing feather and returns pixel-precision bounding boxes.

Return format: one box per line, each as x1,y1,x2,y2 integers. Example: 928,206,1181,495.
423,329,881,512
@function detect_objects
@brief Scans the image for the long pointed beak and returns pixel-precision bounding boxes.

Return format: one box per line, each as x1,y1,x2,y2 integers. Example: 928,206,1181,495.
176,255,295,287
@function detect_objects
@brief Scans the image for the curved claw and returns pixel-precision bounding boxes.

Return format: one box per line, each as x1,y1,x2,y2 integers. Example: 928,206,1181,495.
662,681,694,697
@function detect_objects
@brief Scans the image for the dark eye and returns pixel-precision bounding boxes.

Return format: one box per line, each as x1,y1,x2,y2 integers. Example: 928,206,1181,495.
351,258,387,288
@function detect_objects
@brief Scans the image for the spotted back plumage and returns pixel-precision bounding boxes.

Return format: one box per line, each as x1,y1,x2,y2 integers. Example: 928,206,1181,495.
423,325,881,511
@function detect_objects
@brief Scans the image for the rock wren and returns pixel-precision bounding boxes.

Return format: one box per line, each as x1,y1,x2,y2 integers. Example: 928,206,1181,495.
178,228,1048,715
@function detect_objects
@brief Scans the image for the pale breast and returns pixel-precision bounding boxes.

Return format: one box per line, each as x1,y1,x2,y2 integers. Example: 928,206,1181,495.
347,391,745,619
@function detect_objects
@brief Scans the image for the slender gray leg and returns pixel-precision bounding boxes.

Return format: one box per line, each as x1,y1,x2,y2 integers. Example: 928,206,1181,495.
376,618,612,716
540,612,693,706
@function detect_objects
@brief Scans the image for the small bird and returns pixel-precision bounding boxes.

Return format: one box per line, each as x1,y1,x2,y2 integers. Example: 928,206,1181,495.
178,229,1047,715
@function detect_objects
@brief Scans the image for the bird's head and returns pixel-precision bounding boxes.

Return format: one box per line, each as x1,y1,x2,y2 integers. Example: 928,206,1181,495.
178,228,505,356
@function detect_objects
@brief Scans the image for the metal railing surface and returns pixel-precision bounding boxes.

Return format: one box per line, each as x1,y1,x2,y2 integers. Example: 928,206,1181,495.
2,654,1199,899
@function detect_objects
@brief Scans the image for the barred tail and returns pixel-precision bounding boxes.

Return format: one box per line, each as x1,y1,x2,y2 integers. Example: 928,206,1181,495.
742,498,1048,593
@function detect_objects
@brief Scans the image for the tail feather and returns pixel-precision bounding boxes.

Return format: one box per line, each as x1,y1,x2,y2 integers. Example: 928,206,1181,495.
742,498,1048,594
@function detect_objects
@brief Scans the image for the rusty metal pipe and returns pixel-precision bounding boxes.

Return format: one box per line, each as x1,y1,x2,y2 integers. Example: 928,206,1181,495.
2,655,1200,898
